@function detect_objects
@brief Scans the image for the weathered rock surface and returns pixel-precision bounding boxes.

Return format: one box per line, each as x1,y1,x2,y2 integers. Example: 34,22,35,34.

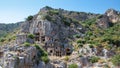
97,9,120,28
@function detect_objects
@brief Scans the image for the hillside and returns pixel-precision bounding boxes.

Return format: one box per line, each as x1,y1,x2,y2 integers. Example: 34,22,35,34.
0,6,120,68
0,22,23,37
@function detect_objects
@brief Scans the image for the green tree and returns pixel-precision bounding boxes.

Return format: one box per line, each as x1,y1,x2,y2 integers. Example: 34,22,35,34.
26,15,33,21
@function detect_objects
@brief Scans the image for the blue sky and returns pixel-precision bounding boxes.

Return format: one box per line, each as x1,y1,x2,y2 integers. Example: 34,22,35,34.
0,0,119,23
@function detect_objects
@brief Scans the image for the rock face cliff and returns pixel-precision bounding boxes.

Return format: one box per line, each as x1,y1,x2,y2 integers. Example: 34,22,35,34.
97,9,120,28
17,6,92,57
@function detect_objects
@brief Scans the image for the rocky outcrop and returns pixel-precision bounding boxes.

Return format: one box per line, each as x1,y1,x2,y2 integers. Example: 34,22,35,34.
18,6,87,57
97,9,120,28
0,45,54,68
105,9,120,23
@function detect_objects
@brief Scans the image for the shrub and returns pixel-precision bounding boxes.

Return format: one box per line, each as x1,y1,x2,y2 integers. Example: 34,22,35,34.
68,63,78,68
64,56,69,61
104,45,112,50
41,56,49,64
111,54,120,66
34,44,49,64
0,38,5,42
34,44,48,58
45,6,52,9
89,45,94,48
77,40,81,44
49,10,59,15
42,15,52,21
78,44,83,47
34,44,41,50
74,34,80,38
89,56,100,63
26,15,33,21
62,17,70,26
28,34,34,39
104,64,110,68
64,20,70,26
24,42,30,47
97,15,103,19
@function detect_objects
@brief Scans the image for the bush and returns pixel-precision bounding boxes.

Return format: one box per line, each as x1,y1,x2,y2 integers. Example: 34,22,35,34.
89,45,94,48
104,64,110,68
0,38,5,42
89,56,100,63
45,6,52,9
28,34,34,39
97,15,103,19
26,15,33,21
49,10,59,15
64,56,69,61
78,44,83,47
77,40,81,44
68,63,78,68
62,17,71,26
64,20,70,26
34,44,48,57
34,44,49,63
42,15,52,21
111,54,120,66
24,42,30,47
41,56,49,64
34,44,41,49
74,34,80,38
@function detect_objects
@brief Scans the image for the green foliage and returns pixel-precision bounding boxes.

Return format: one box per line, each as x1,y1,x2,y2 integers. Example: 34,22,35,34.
24,42,30,47
28,34,34,39
89,45,94,48
0,38,6,42
64,20,70,26
62,17,71,26
86,31,93,36
64,56,69,61
34,44,49,63
82,18,96,26
45,6,52,9
104,64,110,68
68,63,78,68
77,40,81,44
26,15,33,21
34,44,48,56
77,39,85,44
89,56,100,63
48,10,59,15
73,34,80,38
42,15,52,21
78,44,83,47
97,15,103,19
111,54,120,66
0,22,21,38
41,56,49,64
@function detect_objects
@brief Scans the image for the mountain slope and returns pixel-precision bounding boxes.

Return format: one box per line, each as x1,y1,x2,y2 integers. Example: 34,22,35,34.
0,22,23,37
0,6,120,68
